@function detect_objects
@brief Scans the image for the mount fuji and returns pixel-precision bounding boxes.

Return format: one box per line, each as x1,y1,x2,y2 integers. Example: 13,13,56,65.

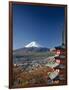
25,41,41,48
13,41,50,55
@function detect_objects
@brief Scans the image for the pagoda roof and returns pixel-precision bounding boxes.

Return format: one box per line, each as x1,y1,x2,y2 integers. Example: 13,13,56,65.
54,64,65,69
55,45,65,50
54,55,65,60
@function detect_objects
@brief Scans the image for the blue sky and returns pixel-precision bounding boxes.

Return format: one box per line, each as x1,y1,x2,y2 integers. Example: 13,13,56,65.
13,3,65,49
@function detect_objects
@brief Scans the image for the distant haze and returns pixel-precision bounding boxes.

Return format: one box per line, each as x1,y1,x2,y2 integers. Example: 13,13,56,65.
13,3,65,49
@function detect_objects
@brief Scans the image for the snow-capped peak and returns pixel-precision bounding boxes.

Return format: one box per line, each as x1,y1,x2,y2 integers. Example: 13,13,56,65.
25,41,41,48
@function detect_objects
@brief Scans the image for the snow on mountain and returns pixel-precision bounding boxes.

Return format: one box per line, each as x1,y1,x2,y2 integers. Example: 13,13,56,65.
25,41,41,48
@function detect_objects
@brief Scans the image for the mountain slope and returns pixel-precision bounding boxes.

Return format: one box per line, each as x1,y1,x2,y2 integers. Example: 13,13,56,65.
13,47,50,55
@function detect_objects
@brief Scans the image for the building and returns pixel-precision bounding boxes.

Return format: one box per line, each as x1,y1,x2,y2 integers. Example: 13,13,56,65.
53,29,66,84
